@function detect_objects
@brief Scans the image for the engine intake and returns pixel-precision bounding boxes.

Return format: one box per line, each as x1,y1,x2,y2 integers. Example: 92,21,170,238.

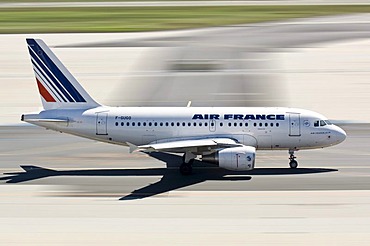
202,146,256,171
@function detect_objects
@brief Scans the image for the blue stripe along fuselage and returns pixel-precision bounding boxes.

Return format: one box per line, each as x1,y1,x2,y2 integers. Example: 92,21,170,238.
27,39,86,103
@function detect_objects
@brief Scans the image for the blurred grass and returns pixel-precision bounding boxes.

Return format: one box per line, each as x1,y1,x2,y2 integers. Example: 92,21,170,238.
0,5,370,33
0,0,241,1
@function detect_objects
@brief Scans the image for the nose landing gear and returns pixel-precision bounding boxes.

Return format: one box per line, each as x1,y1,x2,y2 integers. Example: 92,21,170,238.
289,150,298,169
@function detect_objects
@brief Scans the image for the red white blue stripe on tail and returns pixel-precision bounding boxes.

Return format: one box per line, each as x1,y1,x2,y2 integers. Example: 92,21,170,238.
27,39,99,110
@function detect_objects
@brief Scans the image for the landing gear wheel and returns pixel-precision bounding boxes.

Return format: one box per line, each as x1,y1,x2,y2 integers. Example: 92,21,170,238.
180,152,196,175
288,150,298,169
180,163,193,175
289,160,298,169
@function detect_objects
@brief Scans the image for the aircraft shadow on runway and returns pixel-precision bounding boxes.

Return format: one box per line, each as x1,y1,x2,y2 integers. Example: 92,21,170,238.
0,152,337,200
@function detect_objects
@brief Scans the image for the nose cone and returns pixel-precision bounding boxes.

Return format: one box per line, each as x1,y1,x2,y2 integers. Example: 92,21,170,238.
333,126,347,144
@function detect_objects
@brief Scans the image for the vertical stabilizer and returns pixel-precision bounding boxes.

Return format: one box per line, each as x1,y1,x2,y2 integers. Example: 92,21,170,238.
26,38,100,110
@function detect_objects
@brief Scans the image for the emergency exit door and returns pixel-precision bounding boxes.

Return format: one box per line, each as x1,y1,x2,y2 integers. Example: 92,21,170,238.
209,119,216,132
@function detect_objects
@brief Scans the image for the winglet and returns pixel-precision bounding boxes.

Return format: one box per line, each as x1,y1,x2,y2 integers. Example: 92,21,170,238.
127,142,138,153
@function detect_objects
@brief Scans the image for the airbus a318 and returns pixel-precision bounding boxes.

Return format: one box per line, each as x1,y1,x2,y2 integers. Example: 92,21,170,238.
22,39,346,175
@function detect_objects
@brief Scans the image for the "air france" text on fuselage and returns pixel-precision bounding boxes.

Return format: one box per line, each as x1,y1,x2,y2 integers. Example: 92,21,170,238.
192,114,285,120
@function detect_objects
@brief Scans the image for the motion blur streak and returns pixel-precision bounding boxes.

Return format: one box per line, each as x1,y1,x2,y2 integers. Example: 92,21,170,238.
2,14,370,124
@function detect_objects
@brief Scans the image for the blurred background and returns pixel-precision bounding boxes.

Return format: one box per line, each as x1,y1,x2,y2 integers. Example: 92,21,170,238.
1,2,370,125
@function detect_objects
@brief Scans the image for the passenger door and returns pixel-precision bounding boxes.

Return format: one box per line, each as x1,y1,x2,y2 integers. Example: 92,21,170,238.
96,112,108,135
289,113,301,136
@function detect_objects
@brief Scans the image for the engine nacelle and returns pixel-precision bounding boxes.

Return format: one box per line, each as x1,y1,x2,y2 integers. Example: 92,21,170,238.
202,146,256,171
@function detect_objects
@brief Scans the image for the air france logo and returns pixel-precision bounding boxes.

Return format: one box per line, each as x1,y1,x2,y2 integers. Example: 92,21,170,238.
192,114,285,120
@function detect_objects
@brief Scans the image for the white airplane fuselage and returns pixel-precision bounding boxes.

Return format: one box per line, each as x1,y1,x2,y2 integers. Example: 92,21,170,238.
22,38,347,174
24,106,346,152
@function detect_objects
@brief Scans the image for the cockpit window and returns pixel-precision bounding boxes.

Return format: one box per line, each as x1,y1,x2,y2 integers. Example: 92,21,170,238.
314,119,331,127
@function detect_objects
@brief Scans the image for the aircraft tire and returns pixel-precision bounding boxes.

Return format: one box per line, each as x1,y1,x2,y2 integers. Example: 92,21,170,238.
289,160,298,169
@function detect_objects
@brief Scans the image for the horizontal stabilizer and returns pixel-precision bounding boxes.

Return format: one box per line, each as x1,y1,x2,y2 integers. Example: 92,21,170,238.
25,118,69,123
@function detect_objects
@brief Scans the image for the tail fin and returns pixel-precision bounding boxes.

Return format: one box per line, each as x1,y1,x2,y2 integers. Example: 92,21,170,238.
26,38,100,110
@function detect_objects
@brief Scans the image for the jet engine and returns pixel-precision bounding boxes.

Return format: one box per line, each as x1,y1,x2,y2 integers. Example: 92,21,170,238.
202,146,256,171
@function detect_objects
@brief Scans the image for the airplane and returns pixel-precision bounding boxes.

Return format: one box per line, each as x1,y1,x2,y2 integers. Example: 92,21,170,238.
21,38,347,175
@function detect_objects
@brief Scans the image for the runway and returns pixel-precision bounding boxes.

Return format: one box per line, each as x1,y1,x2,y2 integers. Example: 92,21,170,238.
1,124,370,196
1,125,370,244
2,124,370,197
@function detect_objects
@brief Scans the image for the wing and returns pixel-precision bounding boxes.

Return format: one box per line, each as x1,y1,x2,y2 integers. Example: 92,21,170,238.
136,138,241,154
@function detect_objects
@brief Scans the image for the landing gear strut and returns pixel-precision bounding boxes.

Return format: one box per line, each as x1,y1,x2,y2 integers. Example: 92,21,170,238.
180,152,196,175
289,150,298,169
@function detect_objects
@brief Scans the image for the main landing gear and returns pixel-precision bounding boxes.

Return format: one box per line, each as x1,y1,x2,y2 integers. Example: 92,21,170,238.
180,152,196,175
289,150,298,169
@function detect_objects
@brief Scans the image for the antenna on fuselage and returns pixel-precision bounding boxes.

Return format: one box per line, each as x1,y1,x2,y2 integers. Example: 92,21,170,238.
187,101,192,107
